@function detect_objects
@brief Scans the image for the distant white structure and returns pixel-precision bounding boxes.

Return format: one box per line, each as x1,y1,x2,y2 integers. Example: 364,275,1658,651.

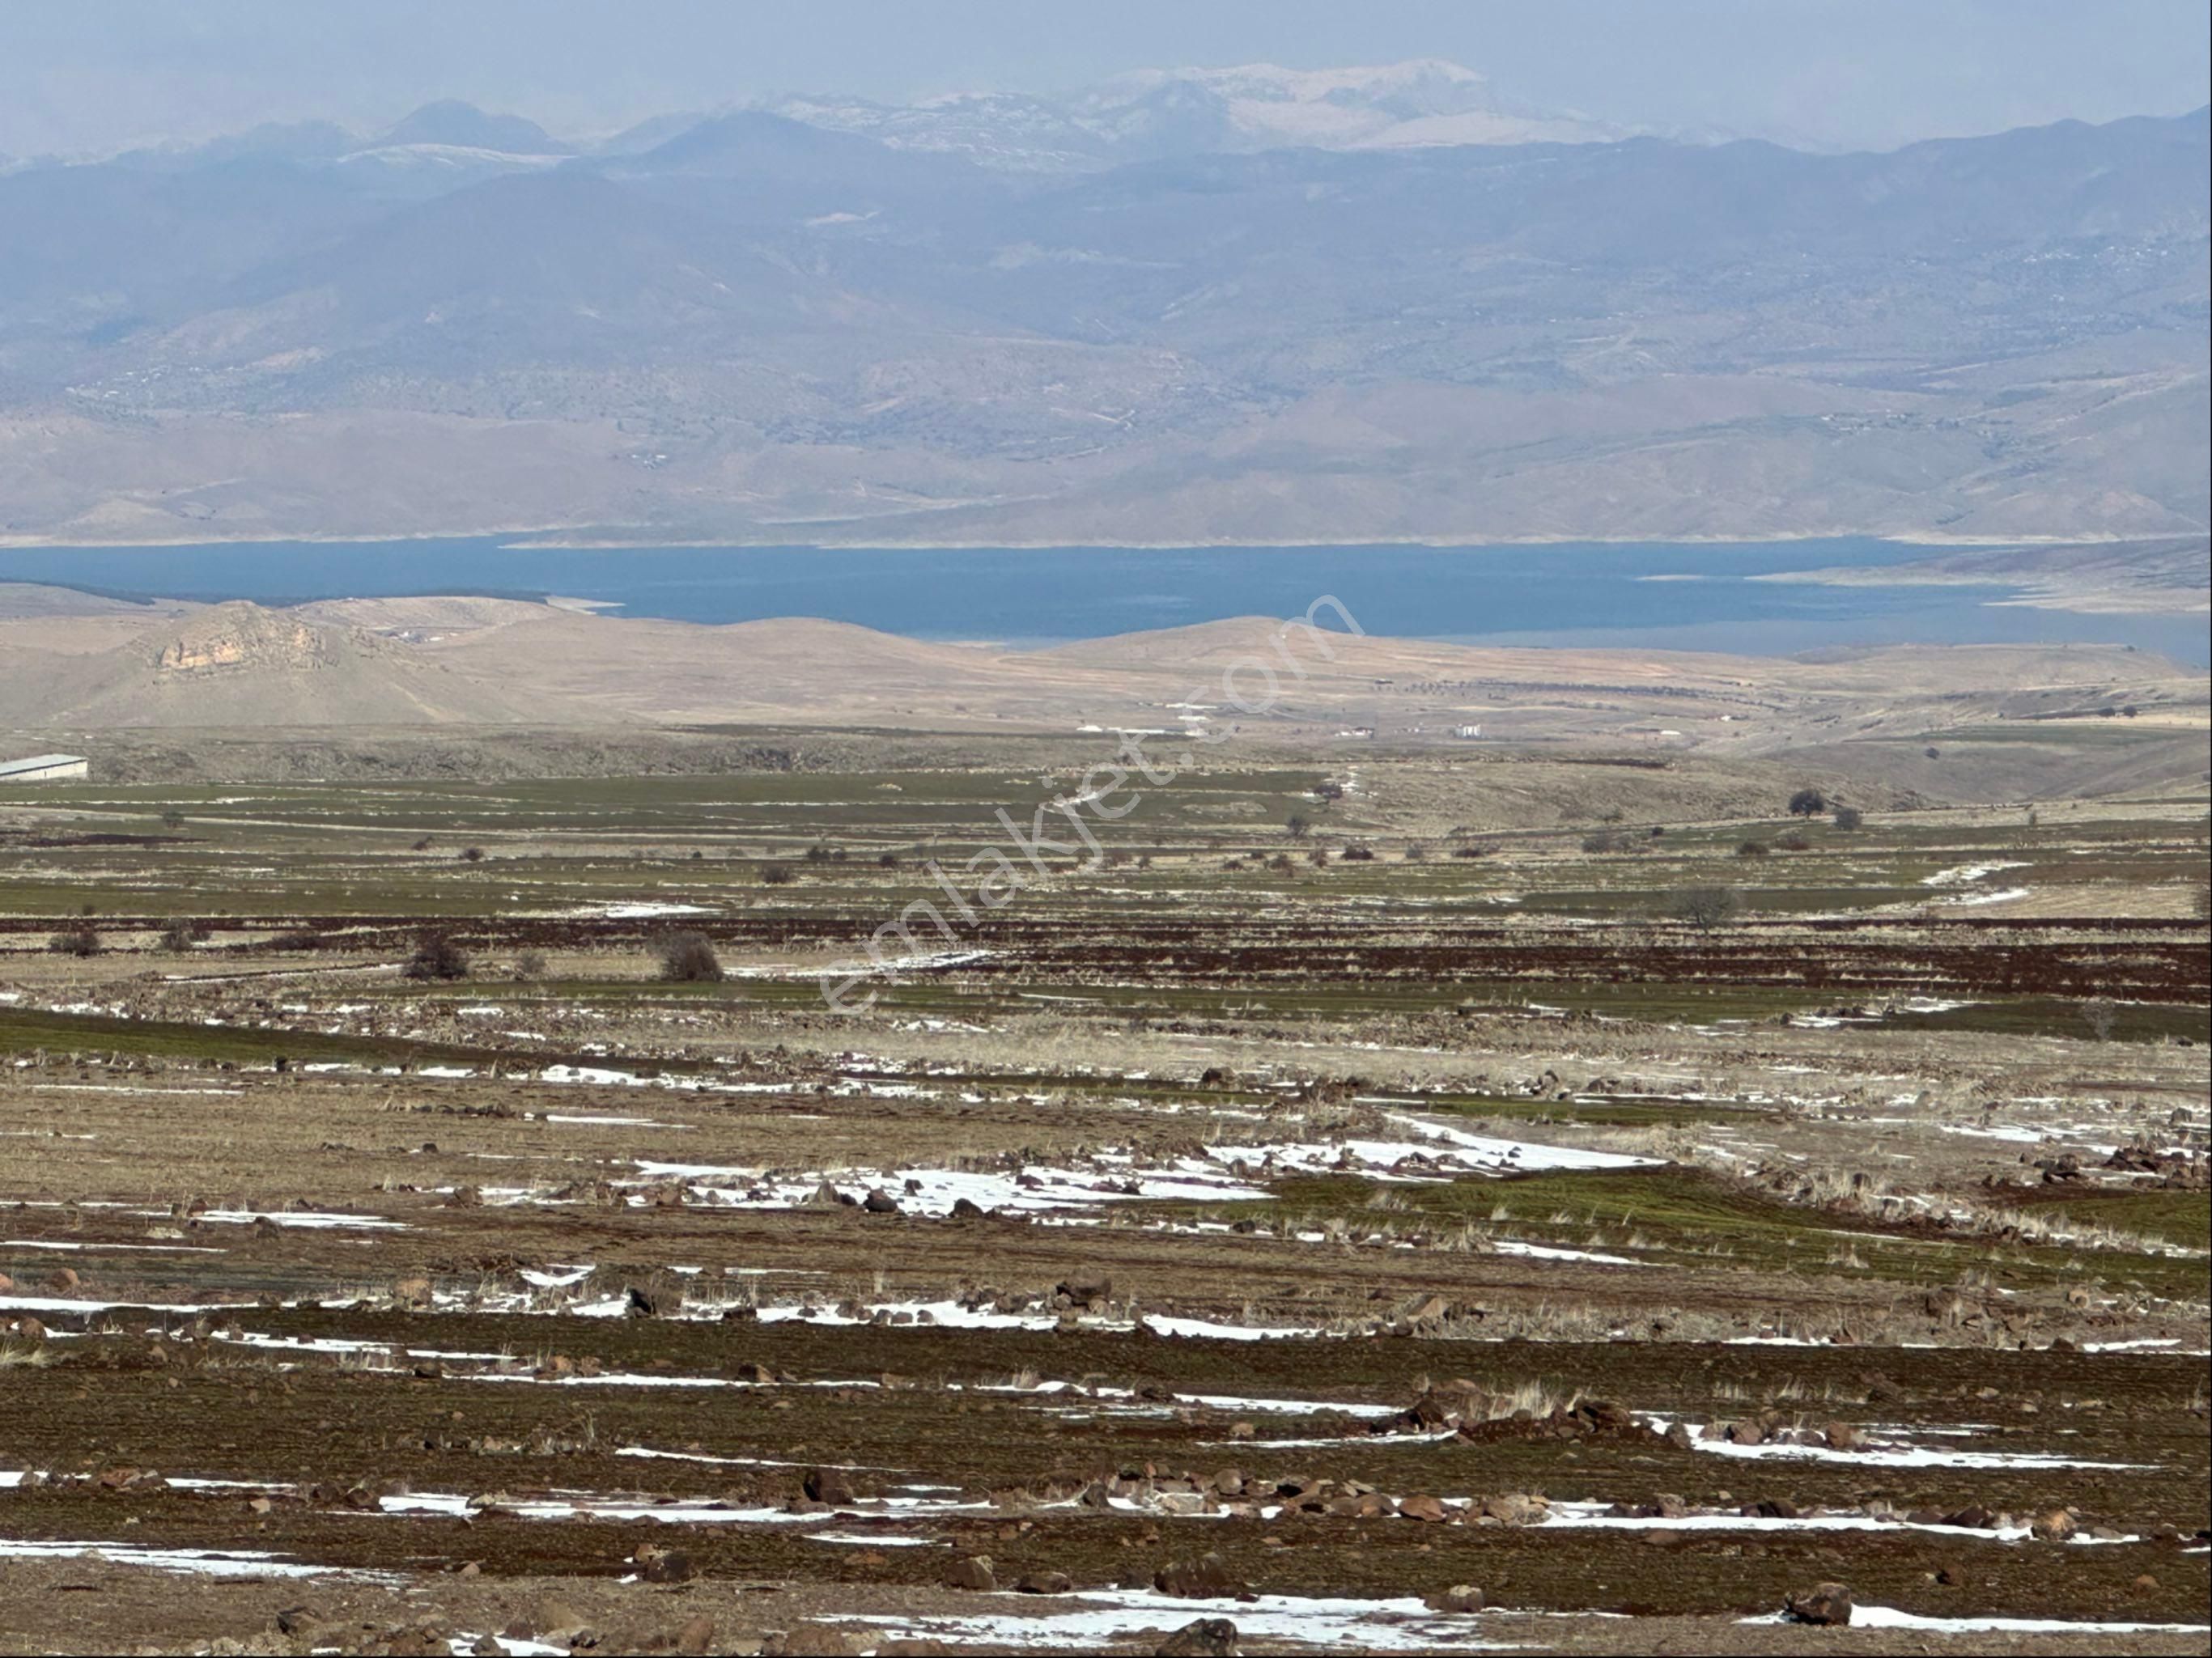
0,753,88,783
1453,724,1482,739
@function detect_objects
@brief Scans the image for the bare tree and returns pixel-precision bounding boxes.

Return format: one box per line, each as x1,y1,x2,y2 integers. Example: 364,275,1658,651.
1670,886,1743,931
2079,997,2118,1041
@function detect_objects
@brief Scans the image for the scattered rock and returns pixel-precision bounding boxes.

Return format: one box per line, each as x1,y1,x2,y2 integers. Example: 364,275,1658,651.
1473,1492,1547,1526
671,1618,715,1657
1399,1495,1450,1523
803,1467,856,1506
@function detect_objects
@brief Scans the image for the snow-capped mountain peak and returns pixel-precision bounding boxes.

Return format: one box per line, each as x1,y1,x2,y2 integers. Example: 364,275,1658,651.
762,59,1627,172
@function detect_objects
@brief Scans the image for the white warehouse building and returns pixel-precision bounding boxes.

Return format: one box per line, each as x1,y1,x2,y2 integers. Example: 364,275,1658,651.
0,753,89,783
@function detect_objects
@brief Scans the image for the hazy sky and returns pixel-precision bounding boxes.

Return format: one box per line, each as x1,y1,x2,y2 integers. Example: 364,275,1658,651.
2,0,2206,157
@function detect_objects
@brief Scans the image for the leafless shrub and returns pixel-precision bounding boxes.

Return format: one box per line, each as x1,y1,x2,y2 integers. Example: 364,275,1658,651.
656,931,724,983
159,918,211,952
46,926,100,957
403,932,471,982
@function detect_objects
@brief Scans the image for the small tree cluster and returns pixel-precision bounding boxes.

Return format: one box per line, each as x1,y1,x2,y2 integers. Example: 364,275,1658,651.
1787,787,1828,817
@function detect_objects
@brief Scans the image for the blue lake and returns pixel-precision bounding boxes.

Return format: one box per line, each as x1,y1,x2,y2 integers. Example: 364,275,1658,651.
1,538,2200,663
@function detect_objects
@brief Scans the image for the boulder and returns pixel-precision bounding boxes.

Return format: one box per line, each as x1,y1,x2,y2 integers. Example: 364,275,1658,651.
1424,1585,1484,1613
1822,1421,1863,1451
762,1630,860,1658
672,1622,715,1658
1014,1571,1073,1594
1155,1553,1247,1598
862,1188,901,1215
627,1280,682,1318
942,1555,996,1592
274,1607,321,1638
1057,1272,1113,1308
1784,1583,1853,1626
1399,1495,1450,1523
1156,1618,1240,1657
2032,1508,2078,1542
632,1541,694,1583
803,1467,856,1506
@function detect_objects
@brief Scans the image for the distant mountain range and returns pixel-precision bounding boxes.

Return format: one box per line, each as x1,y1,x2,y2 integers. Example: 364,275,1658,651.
0,70,2203,553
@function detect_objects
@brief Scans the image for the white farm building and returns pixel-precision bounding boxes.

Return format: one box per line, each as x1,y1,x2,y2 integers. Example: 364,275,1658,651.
0,753,89,783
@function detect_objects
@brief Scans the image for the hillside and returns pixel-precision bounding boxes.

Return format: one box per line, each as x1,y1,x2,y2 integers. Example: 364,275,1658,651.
0,601,598,727
1,600,2201,804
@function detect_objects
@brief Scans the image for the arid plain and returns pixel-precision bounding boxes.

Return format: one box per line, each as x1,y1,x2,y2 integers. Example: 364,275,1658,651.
1,589,2207,1655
